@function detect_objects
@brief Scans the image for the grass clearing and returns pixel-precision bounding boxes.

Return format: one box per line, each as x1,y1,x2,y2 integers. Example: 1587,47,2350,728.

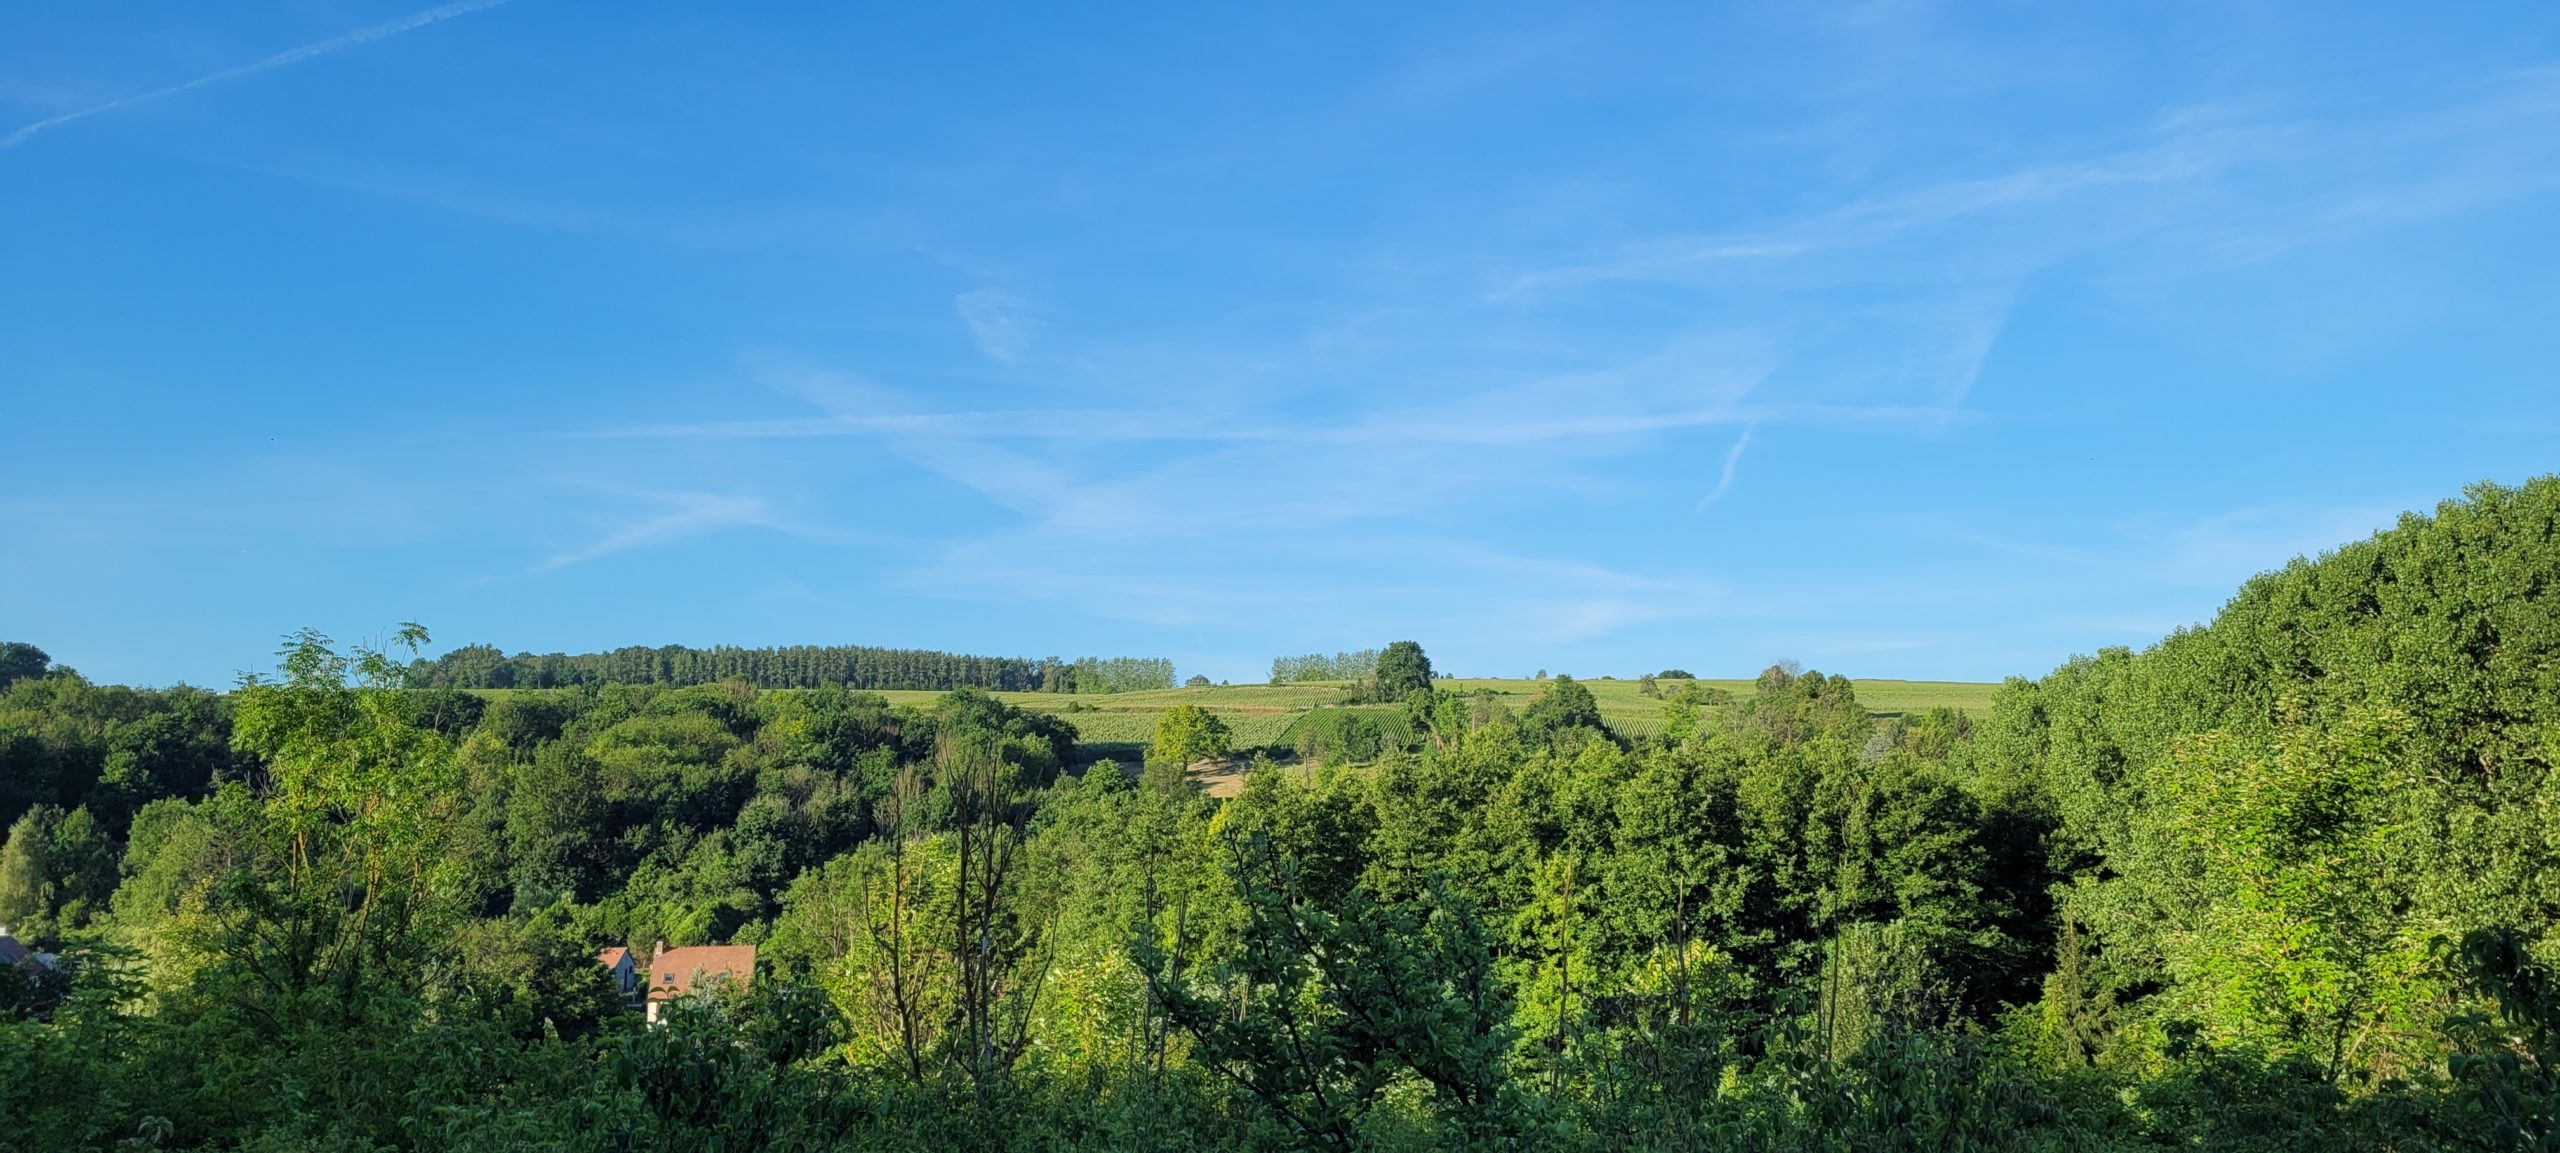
903,676,2003,748
1440,676,1998,734
470,675,1998,753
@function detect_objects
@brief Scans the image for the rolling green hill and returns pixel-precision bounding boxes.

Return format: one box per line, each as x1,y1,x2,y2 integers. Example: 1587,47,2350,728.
859,675,1999,749
456,674,1997,758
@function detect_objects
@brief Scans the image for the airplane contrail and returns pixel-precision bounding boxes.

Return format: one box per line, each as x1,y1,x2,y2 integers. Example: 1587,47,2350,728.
3,0,517,150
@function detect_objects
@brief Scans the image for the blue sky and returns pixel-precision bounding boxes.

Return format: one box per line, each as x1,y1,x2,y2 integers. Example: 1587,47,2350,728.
6,1,2559,688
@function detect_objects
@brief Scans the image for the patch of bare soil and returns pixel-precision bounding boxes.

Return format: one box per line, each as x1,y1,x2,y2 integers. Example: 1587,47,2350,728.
1187,756,1251,798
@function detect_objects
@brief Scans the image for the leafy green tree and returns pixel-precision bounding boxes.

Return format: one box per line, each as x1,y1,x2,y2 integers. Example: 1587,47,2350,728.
0,805,114,939
505,741,607,909
2137,704,2437,1078
197,624,466,1024
1373,641,1434,702
1143,833,1520,1149
85,690,233,832
0,642,50,691
2445,927,2560,1149
443,907,625,1041
0,806,61,934
1149,704,1231,770
1521,675,1606,746
1288,707,1412,765
2003,478,2560,1086
1657,679,1727,744
777,827,960,1081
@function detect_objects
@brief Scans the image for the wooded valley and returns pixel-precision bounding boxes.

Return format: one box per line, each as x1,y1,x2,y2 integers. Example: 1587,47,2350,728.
4,478,2559,1151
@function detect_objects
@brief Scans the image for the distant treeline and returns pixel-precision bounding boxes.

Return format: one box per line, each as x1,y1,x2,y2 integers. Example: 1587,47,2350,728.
407,643,1174,693
1269,648,1379,683
1043,656,1176,694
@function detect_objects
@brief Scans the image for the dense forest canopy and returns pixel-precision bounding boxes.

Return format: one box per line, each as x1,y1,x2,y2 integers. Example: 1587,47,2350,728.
406,642,1175,694
3,478,2560,1150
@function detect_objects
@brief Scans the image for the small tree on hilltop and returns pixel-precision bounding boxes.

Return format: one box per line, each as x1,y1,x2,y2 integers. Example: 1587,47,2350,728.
1371,641,1433,703
1521,675,1607,751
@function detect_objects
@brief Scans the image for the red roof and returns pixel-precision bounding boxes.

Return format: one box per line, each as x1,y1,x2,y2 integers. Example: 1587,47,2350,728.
645,945,756,1001
597,946,630,969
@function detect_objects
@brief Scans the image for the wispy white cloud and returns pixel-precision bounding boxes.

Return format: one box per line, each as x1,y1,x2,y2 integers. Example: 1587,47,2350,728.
529,64,2560,670
3,0,515,151
1696,424,1756,510
1921,287,2019,410
554,67,2521,659
562,331,1951,649
1510,69,2560,309
595,398,1965,446
592,346,1974,450
901,522,1730,643
1493,132,2214,299
533,491,784,575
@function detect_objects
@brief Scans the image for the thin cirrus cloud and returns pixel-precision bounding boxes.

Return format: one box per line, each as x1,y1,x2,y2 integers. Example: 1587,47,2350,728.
772,366,1752,635
544,73,2560,654
2,0,517,150
531,491,802,577
566,302,1969,634
1485,137,2209,299
12,4,2560,689
1695,424,1756,511
896,519,1730,643
594,399,1959,447
1489,75,2560,357
590,351,1970,451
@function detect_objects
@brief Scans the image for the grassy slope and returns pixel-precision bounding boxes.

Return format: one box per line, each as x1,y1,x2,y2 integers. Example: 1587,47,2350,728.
870,684,1341,750
1439,677,1999,736
889,676,1998,746
468,678,1995,751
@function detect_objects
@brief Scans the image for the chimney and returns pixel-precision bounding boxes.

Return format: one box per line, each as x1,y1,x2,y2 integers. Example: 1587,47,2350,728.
654,937,669,960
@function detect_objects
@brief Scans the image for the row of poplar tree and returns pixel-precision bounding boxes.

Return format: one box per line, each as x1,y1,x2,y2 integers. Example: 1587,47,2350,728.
404,642,1175,694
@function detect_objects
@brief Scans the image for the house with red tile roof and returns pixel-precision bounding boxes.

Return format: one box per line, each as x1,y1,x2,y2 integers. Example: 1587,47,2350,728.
638,943,757,1025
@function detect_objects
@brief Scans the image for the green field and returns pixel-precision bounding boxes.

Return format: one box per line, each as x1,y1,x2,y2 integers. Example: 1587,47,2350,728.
869,683,1344,753
863,675,1999,749
1438,677,1999,736
469,676,1996,752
